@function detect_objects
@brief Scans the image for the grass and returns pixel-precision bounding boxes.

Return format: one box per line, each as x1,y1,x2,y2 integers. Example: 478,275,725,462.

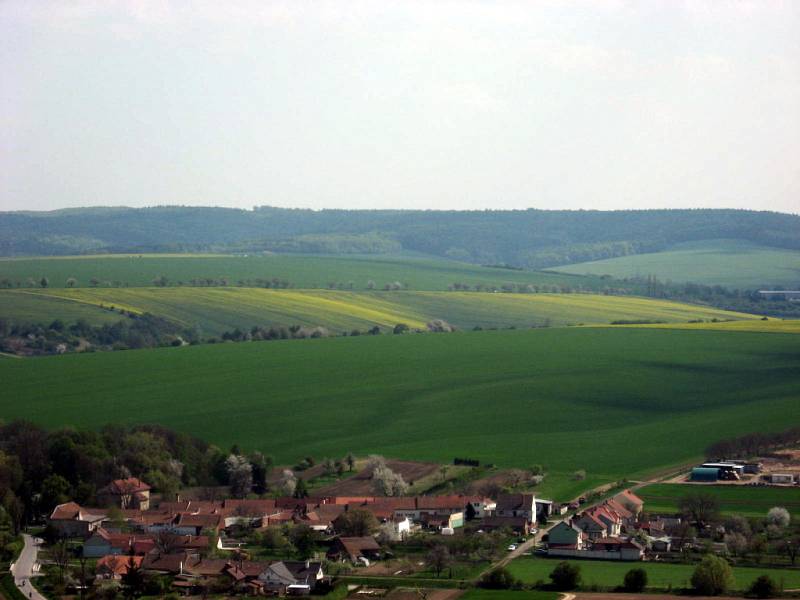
637,483,800,518
1,327,798,501
552,239,800,288
0,288,762,335
0,253,600,291
507,555,800,591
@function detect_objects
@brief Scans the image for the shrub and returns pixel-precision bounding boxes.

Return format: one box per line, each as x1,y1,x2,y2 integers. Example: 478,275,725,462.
480,567,518,589
691,555,734,596
747,575,778,599
623,568,648,592
550,561,581,591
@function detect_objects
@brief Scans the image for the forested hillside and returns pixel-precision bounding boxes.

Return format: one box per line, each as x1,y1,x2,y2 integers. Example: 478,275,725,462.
2,207,798,269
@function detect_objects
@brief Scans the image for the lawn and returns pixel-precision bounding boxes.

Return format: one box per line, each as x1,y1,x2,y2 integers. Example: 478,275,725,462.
507,556,800,591
637,484,800,518
0,287,761,335
0,327,798,500
0,253,598,291
552,239,800,288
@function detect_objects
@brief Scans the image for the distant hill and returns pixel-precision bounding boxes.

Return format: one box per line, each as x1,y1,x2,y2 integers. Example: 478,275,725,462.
2,207,799,274
553,239,800,288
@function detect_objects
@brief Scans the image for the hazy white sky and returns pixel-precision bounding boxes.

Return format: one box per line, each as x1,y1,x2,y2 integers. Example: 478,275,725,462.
1,1,798,213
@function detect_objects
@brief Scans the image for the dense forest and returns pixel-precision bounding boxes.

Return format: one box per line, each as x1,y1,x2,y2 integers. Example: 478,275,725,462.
2,207,799,269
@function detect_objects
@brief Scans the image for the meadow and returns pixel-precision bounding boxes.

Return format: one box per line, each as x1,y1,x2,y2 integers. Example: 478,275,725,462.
1,287,761,336
507,556,800,591
0,327,798,500
553,239,800,288
0,253,599,291
637,483,800,518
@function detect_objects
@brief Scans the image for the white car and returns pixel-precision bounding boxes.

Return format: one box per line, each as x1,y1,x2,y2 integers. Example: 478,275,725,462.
507,544,517,551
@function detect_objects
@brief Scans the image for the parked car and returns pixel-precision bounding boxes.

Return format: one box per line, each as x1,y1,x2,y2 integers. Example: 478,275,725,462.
507,544,517,551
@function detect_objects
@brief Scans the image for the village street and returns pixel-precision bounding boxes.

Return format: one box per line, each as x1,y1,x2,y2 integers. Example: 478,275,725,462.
11,533,47,600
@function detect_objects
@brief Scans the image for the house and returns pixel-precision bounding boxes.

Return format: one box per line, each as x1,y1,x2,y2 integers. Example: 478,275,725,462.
419,511,464,531
612,490,644,516
590,537,644,560
573,513,608,540
479,516,530,535
379,516,411,542
83,528,156,558
96,555,144,580
172,512,224,536
97,478,151,510
258,560,324,595
48,502,106,538
327,536,382,564
584,506,622,537
547,521,584,550
494,494,537,522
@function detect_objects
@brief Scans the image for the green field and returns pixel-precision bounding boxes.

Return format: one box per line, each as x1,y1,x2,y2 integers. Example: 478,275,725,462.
0,253,599,292
553,239,800,288
637,483,800,518
0,327,798,500
0,290,121,325
508,556,800,591
0,287,761,335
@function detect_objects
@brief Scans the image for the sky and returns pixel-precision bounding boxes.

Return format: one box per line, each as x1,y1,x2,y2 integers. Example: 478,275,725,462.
1,1,798,213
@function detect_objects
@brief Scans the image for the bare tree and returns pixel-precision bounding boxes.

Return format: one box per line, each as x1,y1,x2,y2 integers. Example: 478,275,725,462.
425,545,452,577
51,538,71,583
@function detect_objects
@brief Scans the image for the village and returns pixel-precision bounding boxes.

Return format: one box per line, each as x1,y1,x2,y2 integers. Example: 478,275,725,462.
6,474,675,597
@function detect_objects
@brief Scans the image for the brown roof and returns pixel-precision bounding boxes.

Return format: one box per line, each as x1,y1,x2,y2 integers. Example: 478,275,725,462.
176,513,223,529
104,477,151,495
49,502,106,522
50,502,82,520
496,494,535,511
331,536,381,559
96,555,143,576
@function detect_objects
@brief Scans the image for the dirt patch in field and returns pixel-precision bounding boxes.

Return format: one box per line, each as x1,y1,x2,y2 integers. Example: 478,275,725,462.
317,460,441,496
575,594,740,600
385,589,463,600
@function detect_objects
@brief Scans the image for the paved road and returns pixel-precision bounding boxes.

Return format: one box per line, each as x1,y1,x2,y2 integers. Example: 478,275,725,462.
10,534,47,600
479,479,655,580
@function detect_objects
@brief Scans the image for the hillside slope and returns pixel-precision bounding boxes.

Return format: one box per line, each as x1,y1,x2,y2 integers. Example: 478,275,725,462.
2,207,799,270
553,239,800,288
1,327,798,500
2,288,761,335
0,253,600,291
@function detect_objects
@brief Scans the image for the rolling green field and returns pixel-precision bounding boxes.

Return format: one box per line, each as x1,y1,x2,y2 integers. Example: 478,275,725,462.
1,287,761,335
508,556,800,590
637,483,800,518
553,239,800,288
0,327,798,500
0,253,599,292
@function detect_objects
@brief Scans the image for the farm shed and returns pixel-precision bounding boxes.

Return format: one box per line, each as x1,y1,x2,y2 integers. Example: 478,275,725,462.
691,467,719,482
766,473,795,484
